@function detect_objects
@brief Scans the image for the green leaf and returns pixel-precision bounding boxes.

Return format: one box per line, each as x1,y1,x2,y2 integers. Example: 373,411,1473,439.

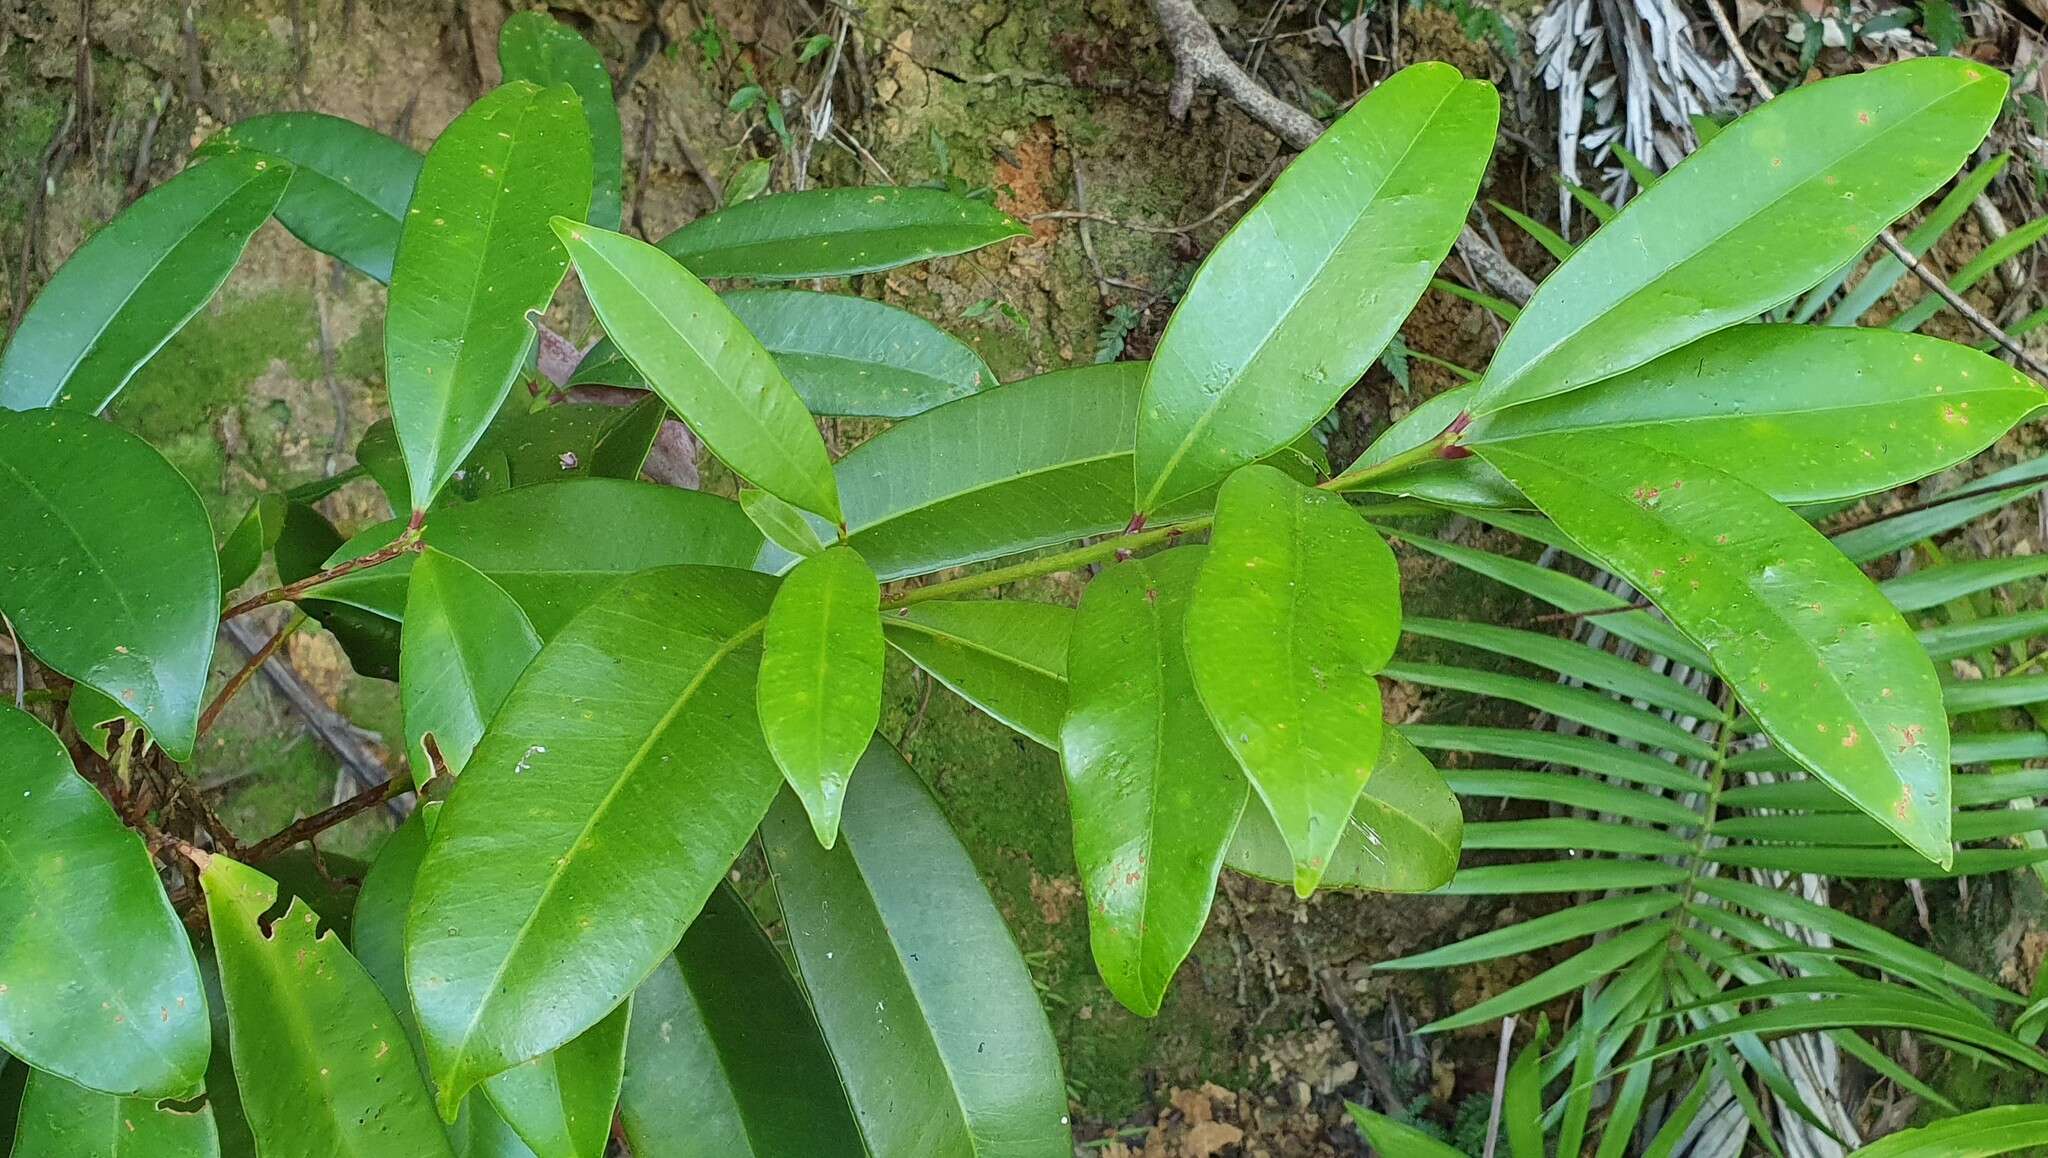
1891,213,2048,333
1505,1018,1549,1158
0,152,291,412
618,883,864,1156
655,186,1028,280
499,12,622,231
443,396,669,504
12,1068,219,1158
1187,465,1401,895
479,1003,627,1158
67,681,142,759
1401,616,1724,721
407,568,781,1116
1346,1103,1467,1156
1478,432,1952,864
1422,924,1669,1033
387,81,592,510
1470,58,2007,414
273,502,402,681
198,113,421,283
399,548,542,781
1223,729,1462,893
1134,62,1498,511
1435,860,1690,895
1630,996,2048,1077
1817,154,2004,325
312,480,761,637
759,547,885,847
725,158,771,205
0,705,209,1097
1846,1105,2048,1156
571,290,996,419
0,410,219,760
1384,661,1715,759
739,489,826,558
1378,893,1681,970
1465,325,2044,505
552,221,841,521
761,740,1071,1156
881,599,1072,747
200,853,452,1157
1062,549,1247,1016
218,493,288,596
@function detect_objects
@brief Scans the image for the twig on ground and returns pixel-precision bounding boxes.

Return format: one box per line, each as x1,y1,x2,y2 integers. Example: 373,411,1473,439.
665,107,723,204
1031,155,1281,235
1312,964,1409,1114
218,617,393,795
198,611,306,740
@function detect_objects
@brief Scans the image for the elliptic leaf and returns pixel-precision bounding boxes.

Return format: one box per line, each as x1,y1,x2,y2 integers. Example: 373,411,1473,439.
1224,730,1462,893
618,883,864,1157
1477,432,1951,863
655,186,1028,280
881,600,1073,748
407,568,782,1116
273,501,402,682
552,221,841,522
443,395,668,505
0,705,210,1097
1844,1105,2048,1157
198,113,422,282
761,740,1071,1157
1135,62,1498,511
312,480,761,636
1466,325,2044,504
1186,465,1402,895
12,1068,219,1158
200,853,451,1158
758,547,885,847
0,152,291,412
1061,549,1247,1016
499,12,622,231
1472,58,2007,414
739,489,826,559
0,410,218,760
217,492,288,595
399,549,542,782
479,1003,627,1158
386,81,592,510
571,289,995,418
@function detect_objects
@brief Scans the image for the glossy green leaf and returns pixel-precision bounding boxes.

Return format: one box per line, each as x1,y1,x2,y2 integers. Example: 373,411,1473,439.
273,501,402,682
66,682,141,759
759,547,884,847
1632,995,2048,1076
312,480,761,636
499,12,621,231
443,395,668,504
1464,325,2043,504
12,1068,219,1158
1061,549,1247,1016
739,489,826,559
1346,1103,1466,1157
0,152,290,412
1885,555,2048,613
552,221,840,521
1472,58,2007,414
761,740,1070,1156
407,568,781,1115
881,599,1073,748
387,81,591,510
1817,153,2005,325
1223,729,1461,892
755,362,1320,579
572,289,995,418
1186,465,1401,895
479,1003,627,1158
1134,62,1498,511
0,409,218,760
217,493,288,595
655,186,1027,280
198,113,422,282
1422,924,1668,1033
618,883,864,1157
1478,432,1952,864
1846,1105,2048,1156
1434,860,1690,895
201,853,452,1157
400,548,542,781
1504,1018,1549,1158
0,705,209,1097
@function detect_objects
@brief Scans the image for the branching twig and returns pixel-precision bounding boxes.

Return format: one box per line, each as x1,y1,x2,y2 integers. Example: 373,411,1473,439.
222,520,423,621
219,618,393,794
241,776,400,864
197,611,306,740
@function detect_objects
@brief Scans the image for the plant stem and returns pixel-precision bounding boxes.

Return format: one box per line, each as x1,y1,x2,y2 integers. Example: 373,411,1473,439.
880,432,1456,609
241,775,401,864
197,610,307,740
222,514,425,621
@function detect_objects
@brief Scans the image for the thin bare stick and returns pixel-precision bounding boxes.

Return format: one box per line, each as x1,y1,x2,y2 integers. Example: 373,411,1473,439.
197,611,306,740
241,776,400,864
222,518,423,621
1482,1016,1517,1158
1031,156,1280,235
1703,0,2045,382
2,612,23,709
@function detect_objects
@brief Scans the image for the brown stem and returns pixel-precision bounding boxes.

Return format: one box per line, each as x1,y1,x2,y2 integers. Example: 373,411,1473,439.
241,777,401,864
222,518,423,621
197,611,306,740
1531,599,1656,625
